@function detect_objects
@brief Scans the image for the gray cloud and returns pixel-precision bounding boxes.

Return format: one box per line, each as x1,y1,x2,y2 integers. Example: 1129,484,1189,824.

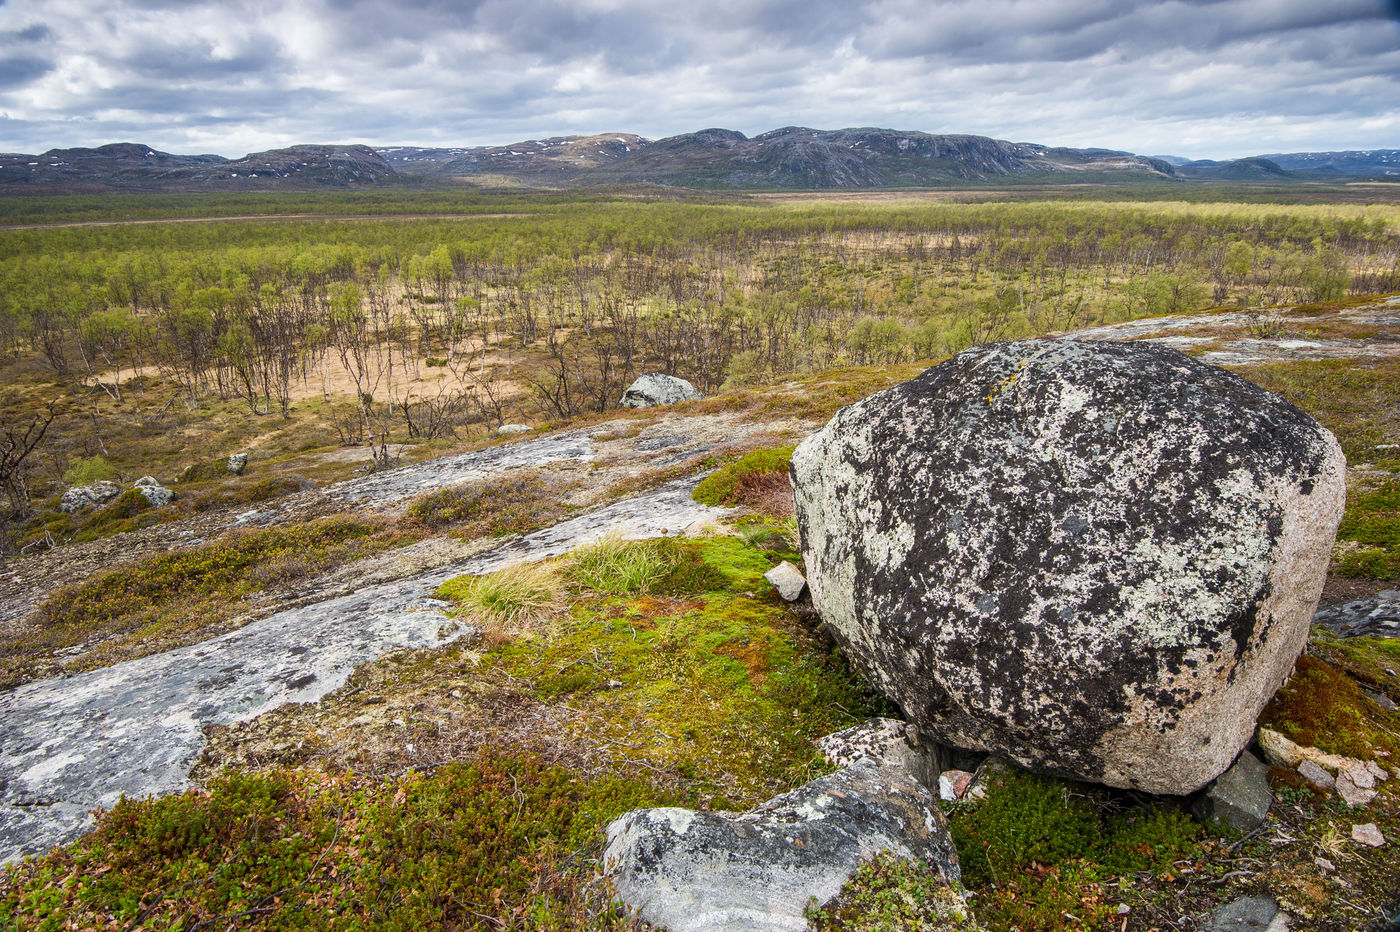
0,0,1395,159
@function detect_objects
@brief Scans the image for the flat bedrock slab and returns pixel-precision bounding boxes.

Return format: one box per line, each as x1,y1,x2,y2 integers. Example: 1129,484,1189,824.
791,339,1345,794
0,480,725,863
603,760,961,932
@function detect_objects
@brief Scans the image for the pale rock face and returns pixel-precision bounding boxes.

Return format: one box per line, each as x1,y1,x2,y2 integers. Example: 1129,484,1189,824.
603,760,961,932
136,484,175,507
58,481,121,513
496,423,533,435
619,373,702,408
763,561,808,601
790,340,1346,794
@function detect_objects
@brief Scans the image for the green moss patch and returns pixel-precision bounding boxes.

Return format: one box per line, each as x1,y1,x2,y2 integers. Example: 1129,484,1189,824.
0,754,665,931
947,771,1205,931
807,854,982,932
692,444,796,512
1335,479,1400,579
1260,652,1400,760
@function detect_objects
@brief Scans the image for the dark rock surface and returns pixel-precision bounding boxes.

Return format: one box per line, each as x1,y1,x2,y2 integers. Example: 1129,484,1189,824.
603,759,961,932
1193,750,1273,831
1313,591,1400,639
790,339,1345,794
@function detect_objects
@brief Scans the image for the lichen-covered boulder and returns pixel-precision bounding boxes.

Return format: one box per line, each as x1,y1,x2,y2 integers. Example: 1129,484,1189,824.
619,373,702,408
790,340,1345,795
135,483,175,507
227,453,249,475
603,760,960,932
58,481,122,513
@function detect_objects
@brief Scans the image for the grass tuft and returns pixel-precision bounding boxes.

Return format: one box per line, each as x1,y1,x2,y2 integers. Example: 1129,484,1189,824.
436,560,565,632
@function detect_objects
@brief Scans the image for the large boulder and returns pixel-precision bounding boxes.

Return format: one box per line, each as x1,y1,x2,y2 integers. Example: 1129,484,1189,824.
619,373,702,408
603,760,961,932
790,340,1345,794
58,481,122,513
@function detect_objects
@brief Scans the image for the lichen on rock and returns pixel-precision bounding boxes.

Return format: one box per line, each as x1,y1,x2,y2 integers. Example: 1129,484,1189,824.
790,339,1346,794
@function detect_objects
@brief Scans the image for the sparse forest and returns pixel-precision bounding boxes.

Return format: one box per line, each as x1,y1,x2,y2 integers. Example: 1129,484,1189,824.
0,189,1398,543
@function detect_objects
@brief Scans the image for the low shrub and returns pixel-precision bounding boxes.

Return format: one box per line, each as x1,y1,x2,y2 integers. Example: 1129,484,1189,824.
692,444,796,510
408,471,571,537
62,454,115,486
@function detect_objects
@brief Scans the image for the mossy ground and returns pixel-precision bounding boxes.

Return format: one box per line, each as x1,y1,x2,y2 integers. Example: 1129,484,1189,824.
1,529,886,929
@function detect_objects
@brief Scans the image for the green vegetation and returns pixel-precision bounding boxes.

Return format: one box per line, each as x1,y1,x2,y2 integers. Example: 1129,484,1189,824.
436,560,565,630
0,755,663,931
1260,650,1400,760
407,471,573,537
0,517,404,688
807,855,980,932
948,771,1204,930
1335,479,1400,578
692,444,796,506
61,454,115,486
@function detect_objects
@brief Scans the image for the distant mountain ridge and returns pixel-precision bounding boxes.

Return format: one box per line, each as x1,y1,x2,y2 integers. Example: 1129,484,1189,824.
2,130,1397,193
0,143,394,191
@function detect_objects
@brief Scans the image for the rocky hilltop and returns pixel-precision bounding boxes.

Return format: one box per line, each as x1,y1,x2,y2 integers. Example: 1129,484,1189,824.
6,130,1399,192
0,143,395,191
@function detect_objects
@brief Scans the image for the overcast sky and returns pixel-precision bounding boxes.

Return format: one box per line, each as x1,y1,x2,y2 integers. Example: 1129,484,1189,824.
0,0,1397,160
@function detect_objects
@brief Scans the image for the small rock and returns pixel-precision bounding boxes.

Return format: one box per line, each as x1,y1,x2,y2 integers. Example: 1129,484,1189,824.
227,453,249,475
1117,903,1131,916
938,770,975,801
133,475,160,488
618,373,703,408
603,760,962,932
1194,750,1272,832
1257,728,1305,769
1337,772,1377,807
1366,760,1389,782
1365,689,1399,712
817,718,909,768
1352,822,1386,847
1297,759,1335,792
1343,761,1376,790
135,484,175,507
763,561,807,601
1208,895,1289,931
497,424,533,435
1315,857,1335,872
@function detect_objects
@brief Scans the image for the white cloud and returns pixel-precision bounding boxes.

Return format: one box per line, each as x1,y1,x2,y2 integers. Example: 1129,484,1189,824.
0,0,1394,158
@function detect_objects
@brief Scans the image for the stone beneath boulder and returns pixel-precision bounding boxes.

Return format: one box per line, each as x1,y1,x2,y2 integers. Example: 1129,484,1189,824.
1194,750,1272,831
1208,894,1289,931
227,453,249,475
58,481,121,513
603,760,960,932
135,483,175,507
764,561,807,601
790,340,1345,794
619,373,702,408
497,423,533,435
817,718,910,769
938,770,975,801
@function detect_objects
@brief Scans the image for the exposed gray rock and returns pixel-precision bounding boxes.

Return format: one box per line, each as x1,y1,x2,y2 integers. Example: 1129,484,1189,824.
1194,750,1272,831
1352,822,1386,847
603,760,960,932
134,475,160,488
619,373,702,408
497,423,533,435
1208,895,1289,931
1256,728,1305,769
1313,591,1400,639
1297,759,1335,792
790,340,1345,794
58,481,121,513
227,453,249,475
135,483,175,507
817,718,911,769
763,561,807,601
